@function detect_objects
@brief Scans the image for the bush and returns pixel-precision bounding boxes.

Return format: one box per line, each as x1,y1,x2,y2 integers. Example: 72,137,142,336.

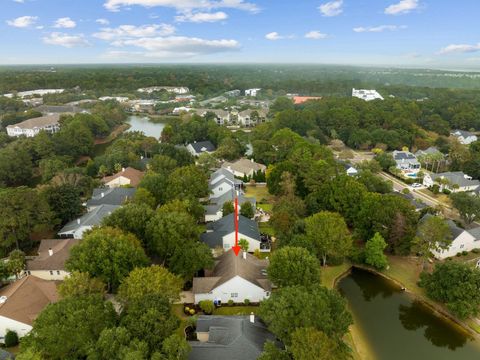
5,330,19,347
199,300,215,315
431,184,440,194
244,299,250,305
472,248,480,254
442,189,451,195
189,309,196,315
228,300,234,306
462,251,468,256
456,252,462,257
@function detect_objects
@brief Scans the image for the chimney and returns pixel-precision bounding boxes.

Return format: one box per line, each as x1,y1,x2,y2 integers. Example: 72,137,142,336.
48,248,53,256
251,158,254,163
101,192,105,198
77,218,81,225
242,251,247,260
122,167,125,172
249,312,255,323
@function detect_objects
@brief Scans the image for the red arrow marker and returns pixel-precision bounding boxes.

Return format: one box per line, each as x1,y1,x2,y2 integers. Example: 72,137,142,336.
232,195,241,256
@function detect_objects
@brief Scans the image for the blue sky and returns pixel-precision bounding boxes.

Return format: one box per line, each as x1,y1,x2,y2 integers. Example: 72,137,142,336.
1,0,479,69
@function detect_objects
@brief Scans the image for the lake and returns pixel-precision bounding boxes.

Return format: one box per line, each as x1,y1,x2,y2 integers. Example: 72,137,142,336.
127,115,166,138
338,268,480,360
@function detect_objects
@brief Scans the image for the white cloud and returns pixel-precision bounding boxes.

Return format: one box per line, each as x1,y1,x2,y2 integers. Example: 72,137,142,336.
93,24,176,40
36,25,44,29
318,0,343,17
385,0,419,15
53,17,76,28
265,32,293,41
42,32,90,47
110,35,240,58
175,11,228,23
13,0,25,3
305,30,327,39
439,43,480,55
104,0,259,13
6,15,38,28
353,25,407,33
96,18,110,25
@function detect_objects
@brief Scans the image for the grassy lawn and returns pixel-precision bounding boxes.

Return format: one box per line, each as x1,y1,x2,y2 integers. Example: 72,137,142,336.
213,306,259,316
258,222,275,236
244,185,274,212
172,304,190,337
380,256,425,296
320,262,352,289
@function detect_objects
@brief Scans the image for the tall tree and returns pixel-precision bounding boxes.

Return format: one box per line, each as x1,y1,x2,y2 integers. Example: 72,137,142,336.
414,216,452,266
364,233,389,270
58,271,106,299
290,327,351,360
450,192,480,224
41,184,84,225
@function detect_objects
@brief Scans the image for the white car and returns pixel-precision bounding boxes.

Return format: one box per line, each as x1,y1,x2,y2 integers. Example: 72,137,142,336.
411,183,422,188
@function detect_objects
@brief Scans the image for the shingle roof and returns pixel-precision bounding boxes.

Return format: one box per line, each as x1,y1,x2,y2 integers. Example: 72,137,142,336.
452,130,476,138
209,168,242,190
205,190,256,215
189,141,216,154
26,239,79,271
59,204,120,234
415,147,443,157
430,172,480,188
6,113,60,130
420,213,464,239
0,276,58,325
102,167,144,187
193,250,270,294
35,104,83,114
86,188,136,207
189,315,282,360
201,214,260,248
394,192,428,211
222,158,266,175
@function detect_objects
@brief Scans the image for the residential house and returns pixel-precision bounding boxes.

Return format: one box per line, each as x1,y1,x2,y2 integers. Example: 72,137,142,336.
201,214,262,252
423,171,480,192
102,167,144,188
209,168,242,198
225,89,241,97
172,106,191,115
392,150,421,174
421,214,480,259
244,88,261,97
193,109,231,125
189,315,282,360
3,89,64,99
205,190,256,222
292,96,322,104
237,109,268,126
221,158,266,178
192,250,271,304
393,192,428,212
0,276,58,341
336,161,358,177
86,188,136,211
6,114,60,137
58,204,120,239
352,88,384,101
451,130,478,145
24,239,79,280
129,100,156,113
99,96,129,103
137,86,189,94
415,146,444,158
187,141,216,157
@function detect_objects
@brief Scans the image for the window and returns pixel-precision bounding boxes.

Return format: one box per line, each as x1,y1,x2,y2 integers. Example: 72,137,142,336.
460,244,465,249
57,271,61,275
219,187,223,191
49,271,53,275
231,293,238,298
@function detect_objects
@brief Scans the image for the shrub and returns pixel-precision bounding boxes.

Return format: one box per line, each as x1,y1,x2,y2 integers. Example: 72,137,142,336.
199,300,215,315
431,184,440,194
462,251,468,256
189,309,196,315
244,299,250,305
442,189,451,195
228,300,234,306
5,330,19,347
184,306,190,314
472,248,480,254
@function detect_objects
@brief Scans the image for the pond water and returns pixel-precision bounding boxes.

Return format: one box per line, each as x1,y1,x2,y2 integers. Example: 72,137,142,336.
126,115,166,138
338,268,480,360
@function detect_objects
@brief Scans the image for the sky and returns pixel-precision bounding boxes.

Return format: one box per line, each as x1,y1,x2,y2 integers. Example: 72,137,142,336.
1,0,480,69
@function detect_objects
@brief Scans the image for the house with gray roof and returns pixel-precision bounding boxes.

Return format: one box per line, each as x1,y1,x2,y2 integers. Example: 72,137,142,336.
6,114,60,137
423,171,480,192
193,109,231,125
186,141,216,157
392,150,421,174
201,213,262,252
205,190,256,222
209,168,243,199
221,158,266,178
192,250,271,304
86,188,136,211
58,204,120,239
189,315,282,360
415,146,444,158
394,192,428,212
451,130,478,145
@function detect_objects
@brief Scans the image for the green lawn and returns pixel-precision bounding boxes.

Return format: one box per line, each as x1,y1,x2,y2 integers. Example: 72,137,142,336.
379,255,425,296
258,222,275,236
244,185,274,212
213,306,259,316
320,262,352,289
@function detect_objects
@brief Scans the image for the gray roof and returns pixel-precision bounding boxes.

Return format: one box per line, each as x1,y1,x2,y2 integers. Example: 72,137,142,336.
86,188,136,207
201,214,260,248
452,130,476,138
394,192,428,211
6,113,60,130
420,213,464,239
430,172,480,188
205,190,256,215
415,147,443,157
0,349,14,360
189,141,216,154
58,204,120,234
209,168,242,189
466,226,480,239
35,104,84,114
189,315,282,360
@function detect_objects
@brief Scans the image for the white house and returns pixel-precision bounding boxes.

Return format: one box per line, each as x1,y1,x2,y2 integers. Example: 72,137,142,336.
237,109,268,126
186,141,216,157
201,213,262,252
221,158,266,178
244,88,261,97
209,168,242,198
58,204,120,239
193,109,231,125
392,150,421,174
99,96,129,103
0,276,58,342
205,190,256,222
192,250,271,304
24,239,79,280
6,114,60,137
352,88,384,101
451,130,478,145
137,86,189,94
423,171,480,192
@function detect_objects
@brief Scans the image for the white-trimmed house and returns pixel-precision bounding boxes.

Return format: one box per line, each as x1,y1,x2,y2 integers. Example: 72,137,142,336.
192,250,271,304
423,171,480,193
205,190,256,222
209,168,242,198
6,114,60,137
451,130,478,145
221,158,266,178
186,141,216,157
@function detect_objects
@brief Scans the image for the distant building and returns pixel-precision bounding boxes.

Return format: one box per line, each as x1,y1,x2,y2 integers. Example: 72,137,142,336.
222,158,266,178
186,141,216,157
193,109,231,125
451,130,478,145
415,146,444,158
25,239,79,280
99,96,129,103
102,167,144,188
2,89,64,99
22,97,43,107
352,88,384,101
137,86,189,94
244,88,261,97
0,275,59,341
86,188,137,210
6,113,60,137
237,109,268,126
192,250,271,304
225,89,241,97
292,96,322,104
423,171,480,192
392,150,421,173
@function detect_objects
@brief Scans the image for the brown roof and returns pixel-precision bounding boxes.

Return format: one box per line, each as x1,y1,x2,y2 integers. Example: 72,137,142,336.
6,114,60,130
102,167,145,187
26,239,80,271
222,158,266,175
0,276,59,325
193,250,271,294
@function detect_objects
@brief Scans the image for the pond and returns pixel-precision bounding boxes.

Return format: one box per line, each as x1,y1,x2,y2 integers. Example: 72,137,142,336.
126,115,166,138
338,268,480,360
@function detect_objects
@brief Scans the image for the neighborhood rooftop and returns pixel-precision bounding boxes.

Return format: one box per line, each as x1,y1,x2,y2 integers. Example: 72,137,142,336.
201,214,260,248
59,204,120,235
6,114,60,130
26,239,80,271
102,167,145,187
86,187,136,208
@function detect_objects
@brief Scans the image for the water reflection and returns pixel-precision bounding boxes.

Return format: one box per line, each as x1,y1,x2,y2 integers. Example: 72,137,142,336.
349,268,397,301
398,301,469,350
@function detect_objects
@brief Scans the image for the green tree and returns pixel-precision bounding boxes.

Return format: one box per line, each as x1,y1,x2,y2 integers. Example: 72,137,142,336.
118,265,183,304
238,238,250,252
58,271,106,299
132,187,157,209
67,227,149,292
166,165,209,201
290,327,351,360
375,152,396,171
240,201,255,219
259,285,352,344
89,327,148,360
149,154,177,174
5,330,19,347
199,300,215,315
160,334,191,360
21,295,116,360
222,201,234,216
414,215,452,266
139,172,168,205
364,233,389,270
450,192,480,224
258,341,291,360
419,262,480,319
7,250,25,279
305,211,352,266
268,246,320,287
0,145,33,187
41,184,83,225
